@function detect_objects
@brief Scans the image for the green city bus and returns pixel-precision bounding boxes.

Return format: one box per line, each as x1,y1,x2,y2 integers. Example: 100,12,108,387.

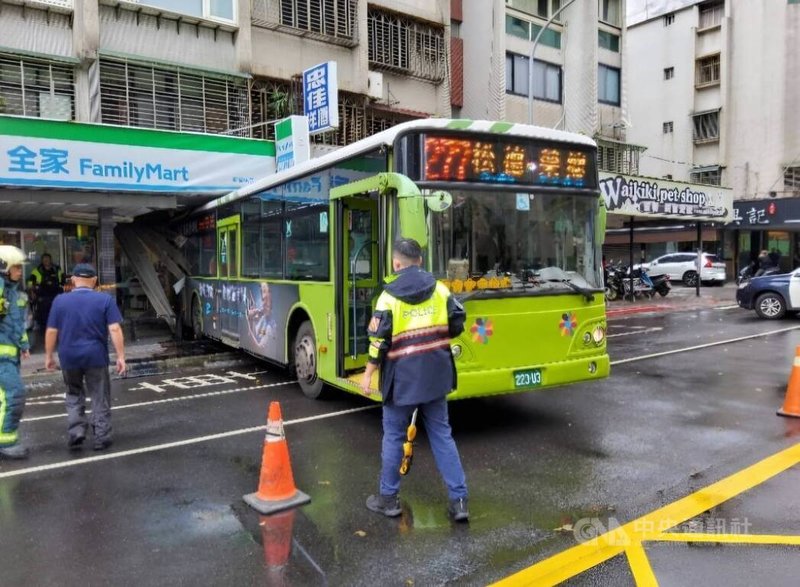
178,119,609,399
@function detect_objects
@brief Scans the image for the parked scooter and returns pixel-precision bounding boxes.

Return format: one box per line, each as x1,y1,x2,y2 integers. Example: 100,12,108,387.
605,262,669,301
737,261,780,285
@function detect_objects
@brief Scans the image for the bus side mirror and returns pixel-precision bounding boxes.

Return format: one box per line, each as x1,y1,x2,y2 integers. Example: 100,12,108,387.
596,196,607,246
425,191,452,212
397,195,428,247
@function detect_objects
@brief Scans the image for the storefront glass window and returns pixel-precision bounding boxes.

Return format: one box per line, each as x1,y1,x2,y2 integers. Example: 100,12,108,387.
21,230,64,283
0,229,22,249
766,231,790,272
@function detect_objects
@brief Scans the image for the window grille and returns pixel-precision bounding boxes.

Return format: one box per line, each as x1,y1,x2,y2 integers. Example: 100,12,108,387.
690,168,721,185
99,59,250,136
696,54,720,85
251,0,357,45
664,67,674,80
596,139,642,175
664,13,675,25
663,121,673,134
785,167,800,191
692,110,719,143
368,8,446,82
0,53,74,120
698,2,723,29
249,77,417,145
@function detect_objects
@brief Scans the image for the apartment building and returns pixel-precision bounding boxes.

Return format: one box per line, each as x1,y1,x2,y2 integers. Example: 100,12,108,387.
626,0,800,271
0,0,450,293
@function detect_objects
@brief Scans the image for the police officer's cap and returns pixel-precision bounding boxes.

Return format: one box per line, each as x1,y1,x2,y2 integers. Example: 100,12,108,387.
393,238,423,260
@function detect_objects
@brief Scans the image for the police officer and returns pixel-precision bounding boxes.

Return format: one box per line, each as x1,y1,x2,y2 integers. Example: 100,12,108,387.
45,263,126,451
27,253,64,335
0,245,31,459
361,238,469,521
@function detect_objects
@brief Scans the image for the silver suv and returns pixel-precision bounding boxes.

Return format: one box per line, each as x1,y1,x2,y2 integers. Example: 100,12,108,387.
644,252,726,286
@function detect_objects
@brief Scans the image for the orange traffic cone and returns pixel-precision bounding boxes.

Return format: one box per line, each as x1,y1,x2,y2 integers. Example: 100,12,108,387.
778,345,800,418
244,402,311,514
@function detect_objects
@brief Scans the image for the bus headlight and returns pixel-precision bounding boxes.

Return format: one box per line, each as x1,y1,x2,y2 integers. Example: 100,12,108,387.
583,332,592,345
451,344,462,359
592,326,606,345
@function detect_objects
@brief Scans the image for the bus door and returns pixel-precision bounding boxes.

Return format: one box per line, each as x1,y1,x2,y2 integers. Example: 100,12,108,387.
340,197,379,372
216,216,240,346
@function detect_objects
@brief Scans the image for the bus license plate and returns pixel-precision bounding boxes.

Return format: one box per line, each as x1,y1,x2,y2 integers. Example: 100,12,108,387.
514,369,542,389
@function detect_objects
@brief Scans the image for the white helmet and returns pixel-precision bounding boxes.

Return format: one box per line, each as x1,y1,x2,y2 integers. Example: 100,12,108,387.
0,245,26,274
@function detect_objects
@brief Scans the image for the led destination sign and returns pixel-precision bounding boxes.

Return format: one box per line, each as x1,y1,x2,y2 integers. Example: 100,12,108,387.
421,135,595,188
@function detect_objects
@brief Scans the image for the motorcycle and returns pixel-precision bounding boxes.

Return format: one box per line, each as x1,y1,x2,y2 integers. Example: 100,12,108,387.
647,271,671,297
737,261,780,285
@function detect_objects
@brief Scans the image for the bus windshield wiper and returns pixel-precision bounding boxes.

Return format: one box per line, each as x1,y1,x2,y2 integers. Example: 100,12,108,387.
559,277,595,302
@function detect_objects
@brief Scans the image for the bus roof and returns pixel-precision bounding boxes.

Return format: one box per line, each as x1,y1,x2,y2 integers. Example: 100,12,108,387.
198,118,597,212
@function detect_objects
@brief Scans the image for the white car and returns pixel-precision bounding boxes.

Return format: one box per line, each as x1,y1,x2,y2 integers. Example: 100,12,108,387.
643,252,726,286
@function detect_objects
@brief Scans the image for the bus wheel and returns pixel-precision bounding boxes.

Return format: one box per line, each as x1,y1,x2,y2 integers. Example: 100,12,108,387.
294,321,326,399
191,296,203,340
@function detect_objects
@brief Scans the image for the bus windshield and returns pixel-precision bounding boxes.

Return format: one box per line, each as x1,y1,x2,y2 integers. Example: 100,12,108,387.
427,189,603,293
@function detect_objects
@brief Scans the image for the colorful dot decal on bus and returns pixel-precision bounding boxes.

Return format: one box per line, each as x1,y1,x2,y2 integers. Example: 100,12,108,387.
470,318,494,344
559,312,577,336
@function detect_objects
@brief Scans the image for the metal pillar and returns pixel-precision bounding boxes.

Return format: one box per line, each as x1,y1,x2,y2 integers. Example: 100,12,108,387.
629,216,634,301
98,208,116,290
696,222,702,298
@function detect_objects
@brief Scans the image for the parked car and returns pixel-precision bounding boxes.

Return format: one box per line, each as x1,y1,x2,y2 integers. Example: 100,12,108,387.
641,252,726,286
736,268,800,319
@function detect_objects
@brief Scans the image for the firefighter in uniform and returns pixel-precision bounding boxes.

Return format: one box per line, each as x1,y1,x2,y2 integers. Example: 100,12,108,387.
0,245,31,459
361,238,469,521
27,252,64,336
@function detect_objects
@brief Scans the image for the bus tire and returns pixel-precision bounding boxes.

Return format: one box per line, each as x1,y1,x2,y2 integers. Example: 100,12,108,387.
191,296,204,340
294,320,327,399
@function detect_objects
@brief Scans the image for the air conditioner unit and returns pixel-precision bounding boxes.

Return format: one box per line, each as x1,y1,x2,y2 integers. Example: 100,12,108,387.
367,71,383,100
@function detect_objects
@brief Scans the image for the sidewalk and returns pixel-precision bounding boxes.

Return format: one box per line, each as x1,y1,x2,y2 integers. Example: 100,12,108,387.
21,317,247,386
606,281,739,318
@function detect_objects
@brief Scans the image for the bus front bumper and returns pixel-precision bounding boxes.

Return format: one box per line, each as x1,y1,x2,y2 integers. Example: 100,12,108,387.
449,354,610,399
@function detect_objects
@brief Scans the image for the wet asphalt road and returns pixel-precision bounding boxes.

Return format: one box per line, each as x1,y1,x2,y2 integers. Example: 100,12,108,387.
2,306,800,586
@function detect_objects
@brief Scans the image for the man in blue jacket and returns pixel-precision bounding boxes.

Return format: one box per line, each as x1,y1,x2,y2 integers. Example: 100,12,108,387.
0,246,31,459
361,238,469,521
45,263,126,451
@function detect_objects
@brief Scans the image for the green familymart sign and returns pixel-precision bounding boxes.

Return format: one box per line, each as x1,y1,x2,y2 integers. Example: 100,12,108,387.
0,116,276,194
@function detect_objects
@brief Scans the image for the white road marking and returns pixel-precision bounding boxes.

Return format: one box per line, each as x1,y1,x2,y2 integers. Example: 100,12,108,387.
607,327,664,338
0,405,379,479
611,325,800,366
21,381,296,423
128,370,270,393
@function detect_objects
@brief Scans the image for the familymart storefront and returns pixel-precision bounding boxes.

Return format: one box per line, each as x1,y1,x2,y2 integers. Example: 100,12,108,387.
0,115,274,322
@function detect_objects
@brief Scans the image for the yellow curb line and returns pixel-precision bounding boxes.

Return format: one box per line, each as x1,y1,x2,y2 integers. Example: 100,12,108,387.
492,442,800,586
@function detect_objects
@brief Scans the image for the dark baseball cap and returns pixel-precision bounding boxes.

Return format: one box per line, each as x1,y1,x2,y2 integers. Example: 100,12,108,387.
72,263,97,278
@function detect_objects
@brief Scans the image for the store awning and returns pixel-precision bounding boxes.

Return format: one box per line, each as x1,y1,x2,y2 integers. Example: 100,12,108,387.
599,172,734,223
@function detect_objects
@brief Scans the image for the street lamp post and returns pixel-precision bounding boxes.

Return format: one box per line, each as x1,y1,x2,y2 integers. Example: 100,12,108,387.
528,0,581,125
